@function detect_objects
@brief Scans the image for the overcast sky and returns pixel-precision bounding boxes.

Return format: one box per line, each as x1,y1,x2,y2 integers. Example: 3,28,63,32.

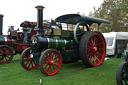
0,0,103,34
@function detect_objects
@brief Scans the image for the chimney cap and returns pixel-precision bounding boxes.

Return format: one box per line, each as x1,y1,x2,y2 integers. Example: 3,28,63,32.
0,14,4,17
35,5,45,9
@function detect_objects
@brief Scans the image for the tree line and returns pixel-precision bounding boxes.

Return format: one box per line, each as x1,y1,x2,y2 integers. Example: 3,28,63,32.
93,0,128,32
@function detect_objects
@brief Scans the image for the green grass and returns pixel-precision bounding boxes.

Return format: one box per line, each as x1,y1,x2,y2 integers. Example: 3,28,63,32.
0,55,124,85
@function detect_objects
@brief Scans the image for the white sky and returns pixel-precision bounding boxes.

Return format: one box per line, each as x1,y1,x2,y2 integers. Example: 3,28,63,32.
0,0,103,34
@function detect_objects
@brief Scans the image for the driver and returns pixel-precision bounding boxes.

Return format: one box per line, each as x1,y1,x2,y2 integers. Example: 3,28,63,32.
22,21,29,44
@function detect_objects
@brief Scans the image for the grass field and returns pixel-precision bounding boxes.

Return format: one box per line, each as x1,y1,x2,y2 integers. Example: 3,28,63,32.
0,54,124,85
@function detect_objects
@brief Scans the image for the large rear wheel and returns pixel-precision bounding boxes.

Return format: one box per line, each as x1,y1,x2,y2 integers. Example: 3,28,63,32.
39,49,62,76
20,47,39,70
116,61,128,85
79,31,106,67
0,45,13,64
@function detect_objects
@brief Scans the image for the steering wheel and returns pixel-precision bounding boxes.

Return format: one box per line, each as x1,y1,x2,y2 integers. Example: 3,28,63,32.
73,22,83,43
74,22,90,43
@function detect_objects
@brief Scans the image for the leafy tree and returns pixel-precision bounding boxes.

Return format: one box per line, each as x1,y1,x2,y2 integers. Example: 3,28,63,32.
94,0,128,32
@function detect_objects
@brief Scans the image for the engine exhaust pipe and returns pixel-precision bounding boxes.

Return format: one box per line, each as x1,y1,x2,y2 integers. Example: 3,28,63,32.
35,5,45,35
0,14,4,35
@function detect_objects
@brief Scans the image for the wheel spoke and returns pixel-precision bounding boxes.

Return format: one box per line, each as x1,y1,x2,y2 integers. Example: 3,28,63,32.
44,64,48,69
50,66,52,72
4,57,8,61
96,42,103,46
43,57,48,61
87,49,92,53
25,59,29,65
54,56,58,60
54,60,59,63
87,46,92,49
47,66,50,71
98,48,103,51
89,55,93,61
5,55,10,59
88,41,93,46
91,38,94,44
88,52,93,57
33,61,38,65
52,54,56,59
95,56,100,62
53,64,58,67
52,65,55,70
0,49,3,55
31,62,34,67
28,61,32,67
46,53,51,60
95,37,100,44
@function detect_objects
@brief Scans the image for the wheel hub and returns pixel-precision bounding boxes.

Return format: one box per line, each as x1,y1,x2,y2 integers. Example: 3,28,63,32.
51,60,54,64
93,47,97,51
47,60,54,65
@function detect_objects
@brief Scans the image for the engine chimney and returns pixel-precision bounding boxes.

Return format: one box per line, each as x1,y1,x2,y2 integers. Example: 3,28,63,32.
0,14,4,35
35,5,45,35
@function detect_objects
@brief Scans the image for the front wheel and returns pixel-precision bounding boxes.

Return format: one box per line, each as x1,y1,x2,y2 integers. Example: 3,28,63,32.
39,49,62,76
20,47,39,70
116,61,128,85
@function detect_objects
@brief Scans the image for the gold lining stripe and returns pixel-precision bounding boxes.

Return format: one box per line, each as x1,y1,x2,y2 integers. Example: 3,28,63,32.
47,38,50,48
71,40,73,45
56,39,58,49
64,39,66,47
4,37,7,44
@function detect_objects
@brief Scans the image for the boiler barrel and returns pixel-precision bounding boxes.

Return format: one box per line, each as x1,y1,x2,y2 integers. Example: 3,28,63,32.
0,36,14,45
47,38,73,50
31,36,74,52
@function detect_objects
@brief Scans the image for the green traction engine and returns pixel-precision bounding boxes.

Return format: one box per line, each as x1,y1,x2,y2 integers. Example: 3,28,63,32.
20,5,110,76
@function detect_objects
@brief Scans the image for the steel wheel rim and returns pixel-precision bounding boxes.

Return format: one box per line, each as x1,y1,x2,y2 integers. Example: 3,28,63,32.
42,51,62,75
87,33,106,66
121,64,128,85
0,46,13,64
23,49,39,69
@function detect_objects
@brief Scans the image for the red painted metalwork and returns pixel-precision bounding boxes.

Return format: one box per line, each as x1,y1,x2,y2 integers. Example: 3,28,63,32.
39,49,62,75
0,19,48,65
0,45,13,64
21,47,39,70
30,28,37,37
16,44,29,51
87,33,106,66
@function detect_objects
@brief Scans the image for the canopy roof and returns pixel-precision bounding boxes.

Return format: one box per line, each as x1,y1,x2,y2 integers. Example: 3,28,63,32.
116,32,128,40
56,14,110,25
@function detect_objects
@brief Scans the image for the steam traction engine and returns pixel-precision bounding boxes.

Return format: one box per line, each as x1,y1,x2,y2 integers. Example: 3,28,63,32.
0,14,48,64
20,6,110,76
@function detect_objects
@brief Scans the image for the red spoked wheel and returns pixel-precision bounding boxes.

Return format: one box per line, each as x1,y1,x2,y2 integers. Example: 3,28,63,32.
0,45,13,64
39,49,62,76
20,47,39,70
79,31,106,67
